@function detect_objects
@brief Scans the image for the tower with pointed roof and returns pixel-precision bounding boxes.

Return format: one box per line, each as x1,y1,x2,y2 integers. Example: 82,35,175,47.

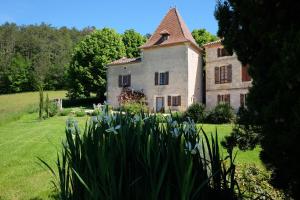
107,8,203,111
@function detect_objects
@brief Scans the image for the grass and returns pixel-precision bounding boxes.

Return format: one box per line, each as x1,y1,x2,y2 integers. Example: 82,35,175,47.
0,113,88,200
0,114,262,199
200,124,262,167
0,91,262,199
0,91,67,125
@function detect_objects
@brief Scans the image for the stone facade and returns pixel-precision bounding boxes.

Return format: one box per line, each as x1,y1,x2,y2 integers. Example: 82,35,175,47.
107,8,251,112
204,41,252,110
107,8,203,112
107,44,202,112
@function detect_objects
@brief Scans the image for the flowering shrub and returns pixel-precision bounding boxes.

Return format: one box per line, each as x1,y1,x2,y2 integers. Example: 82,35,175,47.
118,87,146,104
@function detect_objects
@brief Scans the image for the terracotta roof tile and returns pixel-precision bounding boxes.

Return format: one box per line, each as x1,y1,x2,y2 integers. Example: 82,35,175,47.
109,57,141,66
203,39,222,47
140,8,200,50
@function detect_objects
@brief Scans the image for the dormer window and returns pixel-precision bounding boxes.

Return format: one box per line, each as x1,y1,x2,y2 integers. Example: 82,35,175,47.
154,30,170,45
161,33,169,41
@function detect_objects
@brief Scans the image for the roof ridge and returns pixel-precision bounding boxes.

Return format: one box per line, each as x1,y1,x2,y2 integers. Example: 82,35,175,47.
174,8,186,39
144,8,174,45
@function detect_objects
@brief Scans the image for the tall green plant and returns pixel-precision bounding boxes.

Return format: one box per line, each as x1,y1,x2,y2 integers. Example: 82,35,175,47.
41,107,239,200
38,85,44,119
45,93,49,118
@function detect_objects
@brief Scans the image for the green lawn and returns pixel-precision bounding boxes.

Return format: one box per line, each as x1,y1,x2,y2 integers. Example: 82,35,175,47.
0,91,67,125
0,113,88,200
0,91,262,199
0,114,262,200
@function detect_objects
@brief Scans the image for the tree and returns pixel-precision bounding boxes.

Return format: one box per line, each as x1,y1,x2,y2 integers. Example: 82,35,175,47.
191,29,219,47
6,53,33,93
67,28,125,99
122,29,146,58
0,23,88,94
215,0,300,198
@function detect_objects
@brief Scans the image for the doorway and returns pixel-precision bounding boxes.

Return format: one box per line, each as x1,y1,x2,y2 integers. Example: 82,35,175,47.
156,97,164,112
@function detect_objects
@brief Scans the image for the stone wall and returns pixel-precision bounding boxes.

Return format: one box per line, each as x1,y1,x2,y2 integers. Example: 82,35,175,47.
107,43,203,112
205,43,252,110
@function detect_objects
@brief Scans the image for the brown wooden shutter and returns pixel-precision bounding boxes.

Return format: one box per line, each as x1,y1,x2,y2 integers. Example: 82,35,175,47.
215,67,220,84
128,75,131,87
118,75,122,87
242,64,246,82
217,48,220,57
168,96,171,106
217,95,221,104
242,64,251,82
178,96,181,106
226,94,231,105
155,72,158,85
227,64,232,83
165,72,169,85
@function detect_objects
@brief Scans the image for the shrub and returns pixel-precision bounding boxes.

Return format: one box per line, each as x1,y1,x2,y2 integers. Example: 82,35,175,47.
41,108,240,200
58,108,72,116
62,97,104,108
75,109,86,117
206,103,234,124
170,111,185,123
121,102,148,114
184,103,206,123
221,106,261,152
118,87,146,105
48,102,59,117
235,164,285,199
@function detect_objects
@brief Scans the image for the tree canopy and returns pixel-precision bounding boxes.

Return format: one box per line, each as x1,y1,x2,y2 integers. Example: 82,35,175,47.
0,23,89,93
191,29,219,47
215,0,300,198
67,28,125,99
122,29,146,58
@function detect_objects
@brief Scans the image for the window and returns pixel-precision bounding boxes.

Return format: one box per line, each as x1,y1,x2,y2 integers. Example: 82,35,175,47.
162,34,169,42
217,94,230,105
167,95,181,106
118,74,131,87
217,47,231,57
242,64,251,82
215,65,232,84
155,72,169,85
240,93,247,107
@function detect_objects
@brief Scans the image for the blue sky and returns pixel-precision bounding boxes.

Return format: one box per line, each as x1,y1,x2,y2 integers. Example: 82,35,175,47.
0,0,218,35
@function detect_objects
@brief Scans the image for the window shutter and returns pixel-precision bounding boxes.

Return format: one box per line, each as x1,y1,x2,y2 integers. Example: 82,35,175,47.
217,48,220,57
227,64,232,83
165,72,169,85
226,94,231,105
155,72,158,85
128,75,131,87
217,95,221,104
168,96,171,106
215,67,220,84
118,75,122,87
242,64,246,82
242,64,251,82
178,96,181,106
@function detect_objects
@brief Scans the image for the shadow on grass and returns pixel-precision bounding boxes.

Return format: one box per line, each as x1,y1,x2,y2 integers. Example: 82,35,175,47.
29,192,59,200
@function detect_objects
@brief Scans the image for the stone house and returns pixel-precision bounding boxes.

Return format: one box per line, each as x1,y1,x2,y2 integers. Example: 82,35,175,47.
107,8,251,112
203,40,252,110
107,8,202,112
